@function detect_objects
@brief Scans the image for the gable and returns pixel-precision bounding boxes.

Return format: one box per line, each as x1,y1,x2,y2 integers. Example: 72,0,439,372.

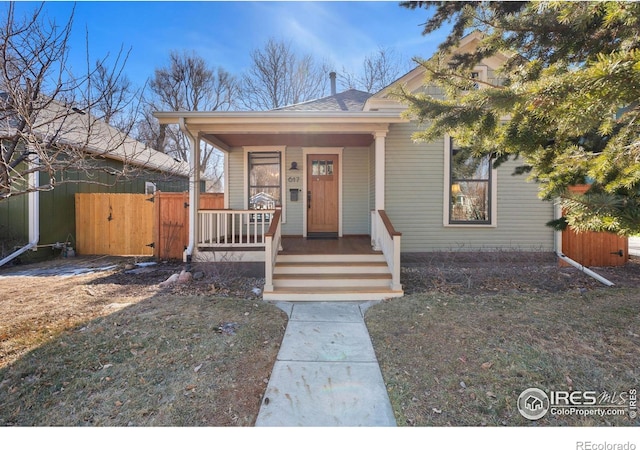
363,31,509,112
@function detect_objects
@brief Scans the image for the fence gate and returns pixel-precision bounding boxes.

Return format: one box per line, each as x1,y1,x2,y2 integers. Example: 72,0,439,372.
154,192,224,260
75,193,155,256
561,185,628,267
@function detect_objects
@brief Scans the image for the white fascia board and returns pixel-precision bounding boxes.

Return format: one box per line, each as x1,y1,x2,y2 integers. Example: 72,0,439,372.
153,110,406,125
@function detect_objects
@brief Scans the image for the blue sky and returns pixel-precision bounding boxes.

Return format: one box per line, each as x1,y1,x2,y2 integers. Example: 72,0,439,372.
10,1,449,90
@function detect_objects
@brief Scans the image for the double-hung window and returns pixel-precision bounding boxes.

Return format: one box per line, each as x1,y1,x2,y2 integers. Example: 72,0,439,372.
448,138,492,224
248,151,281,221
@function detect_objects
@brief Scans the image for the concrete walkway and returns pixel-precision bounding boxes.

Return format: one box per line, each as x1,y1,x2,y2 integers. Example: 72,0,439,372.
255,302,396,427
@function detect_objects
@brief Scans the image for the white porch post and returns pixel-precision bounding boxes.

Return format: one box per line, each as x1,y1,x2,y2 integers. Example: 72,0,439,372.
373,130,387,249
184,122,200,263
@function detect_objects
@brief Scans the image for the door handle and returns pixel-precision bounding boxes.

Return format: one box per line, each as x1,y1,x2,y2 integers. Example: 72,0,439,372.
307,191,311,209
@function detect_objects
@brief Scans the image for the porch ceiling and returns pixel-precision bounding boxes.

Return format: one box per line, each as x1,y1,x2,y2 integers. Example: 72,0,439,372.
202,132,374,148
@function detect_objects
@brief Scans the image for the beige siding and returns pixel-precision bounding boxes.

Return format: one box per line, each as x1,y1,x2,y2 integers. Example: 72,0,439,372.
343,147,370,235
385,122,554,252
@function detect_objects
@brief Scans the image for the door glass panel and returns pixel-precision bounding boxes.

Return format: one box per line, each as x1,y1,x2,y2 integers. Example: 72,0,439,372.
311,159,335,176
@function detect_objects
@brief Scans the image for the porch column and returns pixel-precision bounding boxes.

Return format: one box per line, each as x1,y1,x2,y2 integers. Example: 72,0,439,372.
373,130,387,249
374,130,386,211
185,127,200,263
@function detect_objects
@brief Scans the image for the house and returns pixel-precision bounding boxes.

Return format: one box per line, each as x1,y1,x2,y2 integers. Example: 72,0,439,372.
0,98,190,265
154,33,554,301
525,395,543,412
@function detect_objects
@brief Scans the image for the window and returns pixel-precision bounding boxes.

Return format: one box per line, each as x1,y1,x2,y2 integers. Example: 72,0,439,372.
311,159,334,176
461,72,480,91
144,181,156,195
449,138,492,224
248,151,281,220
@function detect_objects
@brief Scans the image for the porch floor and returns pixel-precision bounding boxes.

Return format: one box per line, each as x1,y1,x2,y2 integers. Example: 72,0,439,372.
280,235,377,255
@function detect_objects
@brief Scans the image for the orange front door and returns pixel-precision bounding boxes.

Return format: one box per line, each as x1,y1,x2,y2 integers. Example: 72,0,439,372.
307,154,339,235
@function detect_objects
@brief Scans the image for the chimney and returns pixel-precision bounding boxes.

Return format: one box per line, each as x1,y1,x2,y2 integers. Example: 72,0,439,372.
329,71,336,95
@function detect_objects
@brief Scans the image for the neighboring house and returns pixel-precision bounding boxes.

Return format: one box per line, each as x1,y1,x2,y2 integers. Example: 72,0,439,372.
0,99,190,265
154,33,554,301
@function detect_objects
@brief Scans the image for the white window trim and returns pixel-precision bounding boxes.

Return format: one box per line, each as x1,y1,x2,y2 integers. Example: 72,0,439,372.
144,181,157,195
243,146,286,224
302,147,343,237
443,135,498,228
473,65,488,87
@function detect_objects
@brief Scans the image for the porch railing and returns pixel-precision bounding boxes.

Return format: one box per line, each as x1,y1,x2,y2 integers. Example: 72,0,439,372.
372,210,402,291
264,209,282,292
197,209,275,247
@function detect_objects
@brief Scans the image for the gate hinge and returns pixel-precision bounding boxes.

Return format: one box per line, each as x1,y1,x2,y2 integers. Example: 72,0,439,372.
146,196,155,203
146,242,155,248
184,202,189,208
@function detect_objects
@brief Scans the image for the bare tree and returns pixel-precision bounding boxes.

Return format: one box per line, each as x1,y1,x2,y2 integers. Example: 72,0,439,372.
241,38,329,110
339,46,409,93
89,51,136,131
0,3,145,200
139,50,237,191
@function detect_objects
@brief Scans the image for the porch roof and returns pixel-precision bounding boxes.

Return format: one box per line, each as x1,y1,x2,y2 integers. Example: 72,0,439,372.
153,110,408,150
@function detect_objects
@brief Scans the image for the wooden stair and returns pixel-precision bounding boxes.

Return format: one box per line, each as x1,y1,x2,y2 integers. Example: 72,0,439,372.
262,253,404,301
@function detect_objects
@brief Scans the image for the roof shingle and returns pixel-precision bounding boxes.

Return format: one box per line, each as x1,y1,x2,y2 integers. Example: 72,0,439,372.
274,89,372,112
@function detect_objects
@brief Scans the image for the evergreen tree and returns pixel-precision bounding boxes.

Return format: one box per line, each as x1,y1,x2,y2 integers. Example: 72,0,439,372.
398,1,640,235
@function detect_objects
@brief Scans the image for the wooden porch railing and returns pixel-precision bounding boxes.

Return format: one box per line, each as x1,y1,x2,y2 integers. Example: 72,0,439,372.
264,209,282,292
372,210,402,291
197,209,275,247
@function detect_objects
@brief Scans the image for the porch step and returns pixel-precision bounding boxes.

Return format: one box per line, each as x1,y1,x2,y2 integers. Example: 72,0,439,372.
263,287,404,302
276,253,386,263
264,253,403,302
274,261,390,274
273,273,392,288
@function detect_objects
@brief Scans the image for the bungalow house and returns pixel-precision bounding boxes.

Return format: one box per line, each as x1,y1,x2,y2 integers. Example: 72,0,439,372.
0,98,190,265
154,33,554,301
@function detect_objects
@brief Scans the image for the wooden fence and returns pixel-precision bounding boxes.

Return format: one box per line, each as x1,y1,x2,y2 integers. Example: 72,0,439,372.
75,193,155,256
75,192,224,258
561,185,628,267
562,227,628,267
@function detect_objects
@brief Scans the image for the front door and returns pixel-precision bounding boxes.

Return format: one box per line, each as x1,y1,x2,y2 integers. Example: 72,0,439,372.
307,154,339,236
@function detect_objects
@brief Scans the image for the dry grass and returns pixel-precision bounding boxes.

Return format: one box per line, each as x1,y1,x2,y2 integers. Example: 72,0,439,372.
366,287,640,426
2,254,639,427
0,258,287,426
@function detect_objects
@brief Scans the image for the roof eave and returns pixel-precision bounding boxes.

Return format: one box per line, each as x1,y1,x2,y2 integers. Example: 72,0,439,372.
153,110,407,125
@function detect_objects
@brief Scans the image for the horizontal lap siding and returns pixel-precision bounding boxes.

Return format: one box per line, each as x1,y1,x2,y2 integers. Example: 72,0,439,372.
385,122,441,251
385,122,554,252
493,159,554,250
283,147,303,235
343,147,370,235
228,149,244,210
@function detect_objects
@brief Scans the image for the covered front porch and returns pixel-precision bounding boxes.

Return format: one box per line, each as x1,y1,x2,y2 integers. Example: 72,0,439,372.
192,209,403,301
153,110,406,301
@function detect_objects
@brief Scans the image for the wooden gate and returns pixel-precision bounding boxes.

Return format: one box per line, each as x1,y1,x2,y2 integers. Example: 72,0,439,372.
561,185,628,267
75,193,155,256
154,192,224,260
